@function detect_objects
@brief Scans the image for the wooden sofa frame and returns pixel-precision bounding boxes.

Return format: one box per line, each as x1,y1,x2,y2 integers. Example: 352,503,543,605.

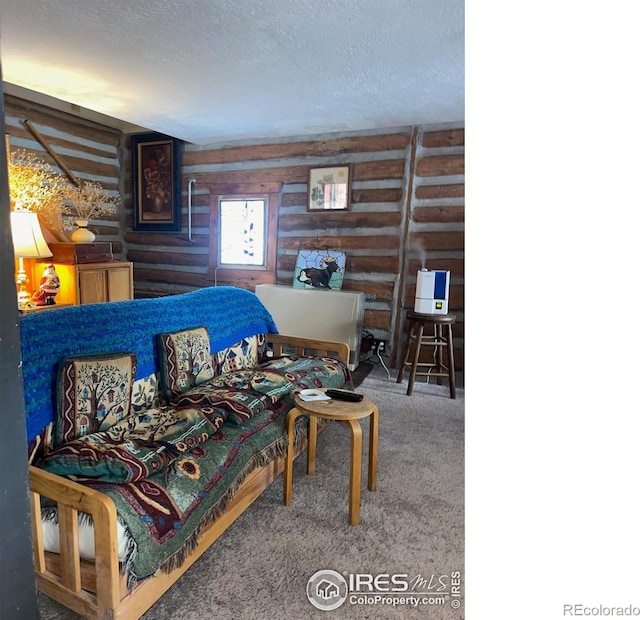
29,334,349,620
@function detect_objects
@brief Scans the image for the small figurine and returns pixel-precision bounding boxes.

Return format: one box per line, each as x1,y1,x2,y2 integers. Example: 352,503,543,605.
32,263,61,306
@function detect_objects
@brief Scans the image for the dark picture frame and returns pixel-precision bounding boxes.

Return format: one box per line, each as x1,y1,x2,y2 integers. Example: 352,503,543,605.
132,132,182,231
307,165,352,211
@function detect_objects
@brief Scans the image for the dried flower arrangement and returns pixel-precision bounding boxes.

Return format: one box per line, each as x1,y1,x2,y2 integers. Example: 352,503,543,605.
62,180,120,222
7,150,67,233
7,149,120,236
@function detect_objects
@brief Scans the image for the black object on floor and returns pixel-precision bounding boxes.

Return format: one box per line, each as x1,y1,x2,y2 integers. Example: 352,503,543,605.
351,362,374,387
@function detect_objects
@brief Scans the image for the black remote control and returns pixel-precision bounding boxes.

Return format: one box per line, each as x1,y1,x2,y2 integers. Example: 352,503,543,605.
326,389,364,402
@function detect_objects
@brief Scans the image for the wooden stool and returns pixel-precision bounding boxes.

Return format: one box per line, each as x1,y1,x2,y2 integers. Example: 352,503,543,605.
396,311,456,398
283,391,379,525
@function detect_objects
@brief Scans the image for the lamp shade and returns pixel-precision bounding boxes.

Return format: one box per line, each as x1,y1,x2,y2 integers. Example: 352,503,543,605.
10,210,53,258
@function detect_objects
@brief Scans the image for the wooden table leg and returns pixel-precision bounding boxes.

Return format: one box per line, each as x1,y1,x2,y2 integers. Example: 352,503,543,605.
307,414,318,475
368,406,379,492
283,408,303,506
407,321,424,396
447,323,456,399
345,419,363,525
435,324,444,386
396,323,412,384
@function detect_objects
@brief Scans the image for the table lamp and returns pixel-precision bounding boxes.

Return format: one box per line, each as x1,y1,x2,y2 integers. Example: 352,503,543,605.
10,209,53,310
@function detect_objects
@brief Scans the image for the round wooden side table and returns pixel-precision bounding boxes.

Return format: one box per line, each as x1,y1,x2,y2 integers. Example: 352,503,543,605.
283,390,379,525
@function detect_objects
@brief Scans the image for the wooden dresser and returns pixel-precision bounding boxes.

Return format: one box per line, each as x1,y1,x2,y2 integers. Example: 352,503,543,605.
32,260,133,305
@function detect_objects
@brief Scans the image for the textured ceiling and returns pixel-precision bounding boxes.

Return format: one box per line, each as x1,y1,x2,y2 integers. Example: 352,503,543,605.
0,0,464,145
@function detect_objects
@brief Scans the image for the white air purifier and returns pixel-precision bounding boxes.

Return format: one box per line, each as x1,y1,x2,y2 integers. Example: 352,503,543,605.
414,269,450,314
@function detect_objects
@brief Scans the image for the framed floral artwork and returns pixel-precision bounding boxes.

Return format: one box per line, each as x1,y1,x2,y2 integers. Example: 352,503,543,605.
132,132,182,231
307,165,352,211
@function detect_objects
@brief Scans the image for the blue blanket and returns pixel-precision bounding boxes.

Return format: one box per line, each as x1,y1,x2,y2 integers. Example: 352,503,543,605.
20,287,278,442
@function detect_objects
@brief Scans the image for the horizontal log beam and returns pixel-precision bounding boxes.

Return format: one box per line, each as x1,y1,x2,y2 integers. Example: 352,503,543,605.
5,96,121,147
281,187,402,208
7,122,118,162
133,267,207,288
415,183,464,199
195,166,308,186
184,132,411,166
201,182,281,196
343,280,395,302
363,309,392,330
10,144,119,192
132,267,275,290
124,211,212,231
409,231,464,251
59,153,119,180
192,159,405,187
406,258,464,278
422,129,465,148
124,232,209,247
351,188,403,203
412,205,464,223
279,211,401,232
278,235,400,251
354,160,405,181
127,249,209,267
281,193,306,208
415,155,464,177
179,193,211,208
347,255,399,273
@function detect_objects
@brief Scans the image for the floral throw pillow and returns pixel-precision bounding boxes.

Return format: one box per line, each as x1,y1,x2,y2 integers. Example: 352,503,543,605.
215,334,268,375
158,326,216,401
54,352,137,448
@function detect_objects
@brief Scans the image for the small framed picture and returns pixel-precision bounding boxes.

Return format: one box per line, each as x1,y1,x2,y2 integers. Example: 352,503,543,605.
132,133,182,231
307,165,352,211
293,250,346,289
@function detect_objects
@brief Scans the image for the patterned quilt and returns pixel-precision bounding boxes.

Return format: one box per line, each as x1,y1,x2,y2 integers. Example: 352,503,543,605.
91,403,295,582
39,354,351,583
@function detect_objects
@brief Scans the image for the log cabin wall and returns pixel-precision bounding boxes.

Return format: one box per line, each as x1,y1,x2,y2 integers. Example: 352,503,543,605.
125,125,464,374
3,94,125,255
3,92,464,373
398,127,465,374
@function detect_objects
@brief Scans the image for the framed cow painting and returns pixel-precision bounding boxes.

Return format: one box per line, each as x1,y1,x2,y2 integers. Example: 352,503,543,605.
293,250,346,290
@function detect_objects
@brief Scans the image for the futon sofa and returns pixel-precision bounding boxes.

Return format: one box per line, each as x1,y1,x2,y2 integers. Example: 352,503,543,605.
22,286,351,619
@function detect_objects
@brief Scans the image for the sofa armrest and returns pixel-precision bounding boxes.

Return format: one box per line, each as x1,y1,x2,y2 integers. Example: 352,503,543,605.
266,333,349,365
29,465,121,617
